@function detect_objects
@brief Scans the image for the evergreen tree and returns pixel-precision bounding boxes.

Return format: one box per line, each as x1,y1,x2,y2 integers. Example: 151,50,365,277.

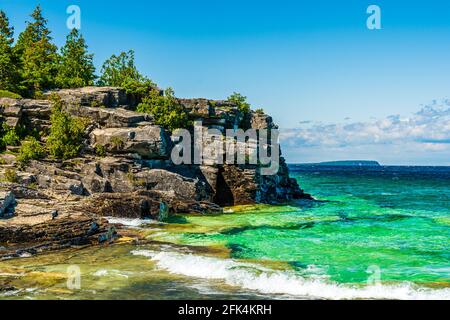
57,28,96,88
0,10,19,92
98,50,145,86
15,5,58,97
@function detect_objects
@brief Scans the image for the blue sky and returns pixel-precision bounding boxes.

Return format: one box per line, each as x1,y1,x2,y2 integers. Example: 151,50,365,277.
3,0,450,165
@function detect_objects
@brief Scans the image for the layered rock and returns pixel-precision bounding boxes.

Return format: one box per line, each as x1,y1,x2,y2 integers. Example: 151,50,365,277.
0,87,312,254
45,86,133,108
90,125,172,158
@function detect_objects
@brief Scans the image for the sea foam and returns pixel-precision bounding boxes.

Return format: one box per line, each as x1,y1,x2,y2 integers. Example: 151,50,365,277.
131,249,450,300
106,217,157,228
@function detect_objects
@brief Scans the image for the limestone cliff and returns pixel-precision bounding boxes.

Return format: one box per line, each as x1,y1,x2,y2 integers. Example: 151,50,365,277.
0,87,311,256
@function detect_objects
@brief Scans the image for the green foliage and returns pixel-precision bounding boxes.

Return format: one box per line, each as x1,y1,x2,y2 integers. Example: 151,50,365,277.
1,123,20,146
227,92,251,114
15,6,58,97
110,136,125,150
136,88,190,131
95,144,107,157
0,10,20,93
3,168,18,183
90,100,102,108
56,28,96,88
46,95,88,160
255,108,265,115
0,90,22,99
227,92,252,129
121,77,155,96
0,11,14,44
127,170,146,187
98,50,148,87
17,136,45,164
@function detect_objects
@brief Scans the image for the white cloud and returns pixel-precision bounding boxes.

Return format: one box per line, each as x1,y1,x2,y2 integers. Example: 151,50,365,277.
280,100,450,165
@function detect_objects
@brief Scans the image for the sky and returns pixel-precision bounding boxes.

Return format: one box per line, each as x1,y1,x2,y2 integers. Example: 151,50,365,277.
2,0,450,165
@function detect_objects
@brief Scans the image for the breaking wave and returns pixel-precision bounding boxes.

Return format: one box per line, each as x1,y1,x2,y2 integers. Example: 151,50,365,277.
106,217,157,228
131,249,450,300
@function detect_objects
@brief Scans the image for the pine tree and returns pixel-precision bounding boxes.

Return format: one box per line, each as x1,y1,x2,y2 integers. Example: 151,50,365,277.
98,50,145,87
57,28,96,88
15,5,58,97
0,10,20,92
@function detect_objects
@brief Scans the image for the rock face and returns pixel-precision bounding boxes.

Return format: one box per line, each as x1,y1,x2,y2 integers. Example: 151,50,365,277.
90,126,172,158
0,87,312,254
45,86,132,108
0,191,15,217
0,215,110,246
68,105,151,128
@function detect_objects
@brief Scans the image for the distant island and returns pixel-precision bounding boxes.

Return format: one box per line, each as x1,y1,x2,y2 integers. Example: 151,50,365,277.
298,161,381,167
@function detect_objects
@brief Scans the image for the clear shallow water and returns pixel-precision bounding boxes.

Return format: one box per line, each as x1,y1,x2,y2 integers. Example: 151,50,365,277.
1,165,449,299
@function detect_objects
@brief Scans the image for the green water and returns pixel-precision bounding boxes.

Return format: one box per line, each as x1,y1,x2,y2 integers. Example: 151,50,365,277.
1,166,449,299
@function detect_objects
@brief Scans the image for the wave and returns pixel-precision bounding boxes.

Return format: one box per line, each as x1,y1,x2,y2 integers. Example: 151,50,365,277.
106,217,157,228
131,249,450,300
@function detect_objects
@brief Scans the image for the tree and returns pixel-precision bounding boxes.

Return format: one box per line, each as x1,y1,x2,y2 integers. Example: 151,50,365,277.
136,88,190,131
98,50,146,87
227,92,251,114
0,10,20,92
227,92,252,129
15,5,58,97
57,28,96,88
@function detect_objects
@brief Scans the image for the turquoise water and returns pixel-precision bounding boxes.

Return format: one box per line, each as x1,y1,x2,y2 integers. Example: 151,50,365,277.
210,165,450,284
150,165,450,298
1,165,449,299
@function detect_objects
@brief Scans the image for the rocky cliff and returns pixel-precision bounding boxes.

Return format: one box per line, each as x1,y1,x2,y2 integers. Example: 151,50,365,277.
0,87,311,256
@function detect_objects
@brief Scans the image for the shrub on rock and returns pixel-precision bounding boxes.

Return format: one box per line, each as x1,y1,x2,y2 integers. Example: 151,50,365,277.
46,94,89,160
0,90,22,99
137,88,190,132
17,136,45,164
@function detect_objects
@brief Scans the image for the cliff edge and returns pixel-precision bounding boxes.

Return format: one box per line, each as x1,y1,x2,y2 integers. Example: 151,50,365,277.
0,87,311,256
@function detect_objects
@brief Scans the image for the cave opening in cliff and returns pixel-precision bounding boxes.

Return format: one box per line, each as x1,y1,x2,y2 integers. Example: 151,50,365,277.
213,167,235,206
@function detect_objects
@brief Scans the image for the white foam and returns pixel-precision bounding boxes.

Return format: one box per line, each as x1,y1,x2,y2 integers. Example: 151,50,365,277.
132,249,450,300
106,217,157,228
92,269,130,278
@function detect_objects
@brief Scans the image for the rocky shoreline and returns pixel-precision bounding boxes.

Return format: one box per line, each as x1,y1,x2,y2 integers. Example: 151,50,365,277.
0,87,311,257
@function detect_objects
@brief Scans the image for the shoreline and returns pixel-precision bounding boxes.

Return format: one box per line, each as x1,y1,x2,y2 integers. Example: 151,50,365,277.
1,213,449,300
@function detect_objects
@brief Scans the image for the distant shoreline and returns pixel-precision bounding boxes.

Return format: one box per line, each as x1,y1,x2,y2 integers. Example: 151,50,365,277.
289,162,450,168
292,160,381,167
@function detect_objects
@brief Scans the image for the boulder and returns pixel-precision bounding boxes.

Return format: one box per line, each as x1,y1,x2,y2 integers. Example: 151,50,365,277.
82,190,222,220
90,125,172,159
0,215,111,246
0,183,49,200
0,103,22,118
81,158,133,194
0,98,52,119
135,169,214,201
0,191,15,217
83,192,162,219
